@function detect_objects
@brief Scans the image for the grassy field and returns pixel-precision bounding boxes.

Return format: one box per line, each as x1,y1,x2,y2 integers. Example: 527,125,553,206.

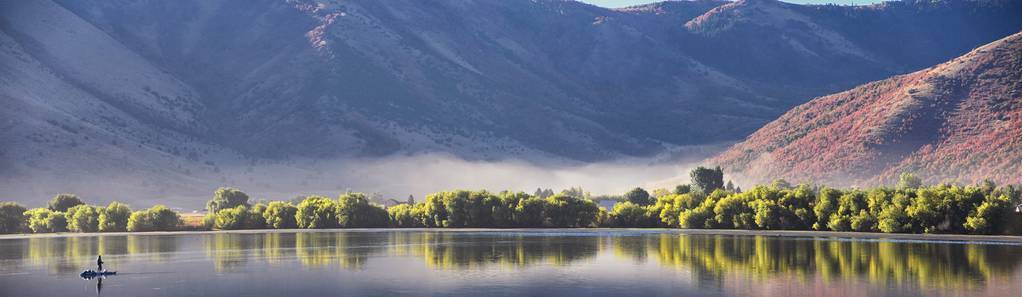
179,213,207,230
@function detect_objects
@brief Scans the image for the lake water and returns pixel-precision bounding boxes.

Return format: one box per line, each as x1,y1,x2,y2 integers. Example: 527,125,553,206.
1,229,1020,297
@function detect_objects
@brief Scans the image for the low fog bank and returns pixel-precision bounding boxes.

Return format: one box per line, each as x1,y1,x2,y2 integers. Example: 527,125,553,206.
0,146,727,210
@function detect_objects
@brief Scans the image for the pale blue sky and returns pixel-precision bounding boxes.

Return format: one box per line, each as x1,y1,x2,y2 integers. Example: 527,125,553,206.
580,0,885,8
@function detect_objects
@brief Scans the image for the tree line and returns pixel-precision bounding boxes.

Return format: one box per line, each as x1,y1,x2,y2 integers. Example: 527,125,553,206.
0,194,180,234
1,168,1020,235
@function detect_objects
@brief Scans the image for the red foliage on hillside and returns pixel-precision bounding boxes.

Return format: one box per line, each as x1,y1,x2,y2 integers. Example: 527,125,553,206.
713,31,1022,187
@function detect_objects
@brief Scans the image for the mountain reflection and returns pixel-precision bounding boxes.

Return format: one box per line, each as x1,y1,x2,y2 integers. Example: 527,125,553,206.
9,230,1022,289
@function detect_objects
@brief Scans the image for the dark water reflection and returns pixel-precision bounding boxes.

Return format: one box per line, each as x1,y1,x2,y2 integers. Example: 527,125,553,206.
1,230,1020,297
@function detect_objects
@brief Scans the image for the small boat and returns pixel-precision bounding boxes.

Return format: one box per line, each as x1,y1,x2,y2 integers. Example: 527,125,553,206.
80,270,117,278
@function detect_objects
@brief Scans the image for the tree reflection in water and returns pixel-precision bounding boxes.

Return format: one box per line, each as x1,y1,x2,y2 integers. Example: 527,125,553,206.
388,231,601,270
8,230,1021,290
22,235,178,273
643,234,1022,289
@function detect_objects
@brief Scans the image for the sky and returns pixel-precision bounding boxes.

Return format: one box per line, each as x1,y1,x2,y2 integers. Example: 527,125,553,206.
580,0,885,8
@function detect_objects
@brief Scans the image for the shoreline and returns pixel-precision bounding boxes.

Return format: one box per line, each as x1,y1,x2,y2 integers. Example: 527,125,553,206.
2,228,1022,244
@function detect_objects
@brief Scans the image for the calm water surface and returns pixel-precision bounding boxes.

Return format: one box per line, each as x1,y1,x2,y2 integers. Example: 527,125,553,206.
1,229,1020,297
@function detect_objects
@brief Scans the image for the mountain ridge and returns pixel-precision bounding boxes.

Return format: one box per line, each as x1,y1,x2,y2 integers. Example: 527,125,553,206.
2,0,1021,203
712,31,1022,186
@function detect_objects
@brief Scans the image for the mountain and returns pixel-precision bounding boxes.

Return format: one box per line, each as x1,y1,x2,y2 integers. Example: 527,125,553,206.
1,0,1021,203
713,31,1022,187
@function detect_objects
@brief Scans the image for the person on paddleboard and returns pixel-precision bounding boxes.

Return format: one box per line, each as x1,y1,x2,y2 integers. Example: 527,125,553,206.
97,255,104,271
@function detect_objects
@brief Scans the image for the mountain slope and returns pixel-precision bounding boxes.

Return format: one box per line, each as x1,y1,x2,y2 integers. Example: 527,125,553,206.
713,31,1022,186
2,0,1022,203
6,0,1015,160
683,0,1022,102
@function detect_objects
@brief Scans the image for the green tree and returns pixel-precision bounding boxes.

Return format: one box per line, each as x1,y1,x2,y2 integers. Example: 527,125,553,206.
248,203,268,229
751,198,782,229
514,197,546,227
964,195,1014,235
897,172,922,190
435,191,469,227
674,184,692,195
850,209,877,232
295,196,337,229
127,205,180,232
388,204,424,228
48,194,84,212
263,201,298,229
713,190,755,229
207,187,250,214
653,194,697,227
99,202,131,232
907,187,945,233
25,208,67,233
214,205,255,230
607,202,654,227
771,179,792,190
827,190,868,232
624,187,653,206
493,192,528,227
336,193,389,228
65,204,100,232
679,195,718,229
780,185,816,229
690,166,725,194
534,188,555,199
877,194,912,233
464,191,497,227
0,202,27,234
543,194,599,227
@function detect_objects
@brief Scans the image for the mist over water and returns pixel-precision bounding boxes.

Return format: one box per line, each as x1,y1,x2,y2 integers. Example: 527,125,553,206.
1,148,721,209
